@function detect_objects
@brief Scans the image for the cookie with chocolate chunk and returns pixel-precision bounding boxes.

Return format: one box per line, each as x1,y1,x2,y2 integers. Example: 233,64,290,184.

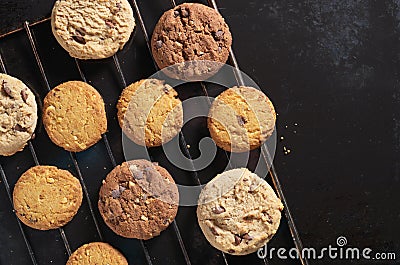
98,159,179,239
51,0,135,59
151,3,232,80
13,165,83,230
67,242,128,265
208,86,276,152
197,168,283,255
0,74,37,156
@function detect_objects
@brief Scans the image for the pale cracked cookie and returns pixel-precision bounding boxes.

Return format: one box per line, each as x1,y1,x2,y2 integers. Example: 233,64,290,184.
51,0,135,59
151,3,232,80
67,242,128,265
197,168,284,255
208,86,276,152
117,79,183,147
43,81,107,152
98,159,179,239
13,165,83,230
0,74,37,156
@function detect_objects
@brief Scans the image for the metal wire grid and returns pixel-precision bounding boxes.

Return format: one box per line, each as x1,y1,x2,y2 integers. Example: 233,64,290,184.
0,1,309,265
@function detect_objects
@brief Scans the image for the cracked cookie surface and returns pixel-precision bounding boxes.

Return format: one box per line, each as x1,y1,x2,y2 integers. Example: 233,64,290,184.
98,159,179,239
13,165,83,230
67,242,128,265
51,0,135,59
197,168,283,255
208,86,276,152
151,3,232,80
43,81,107,152
117,79,183,147
0,73,37,156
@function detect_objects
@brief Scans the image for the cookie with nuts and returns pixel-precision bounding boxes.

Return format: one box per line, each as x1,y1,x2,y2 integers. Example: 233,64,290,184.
98,159,179,239
51,0,135,59
67,242,128,265
0,73,37,156
197,168,283,255
151,3,232,80
43,81,107,152
13,165,83,230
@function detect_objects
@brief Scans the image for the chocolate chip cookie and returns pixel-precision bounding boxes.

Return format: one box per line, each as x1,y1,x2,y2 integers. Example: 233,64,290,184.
0,74,37,156
117,79,183,147
51,0,135,59
208,86,276,152
151,3,232,80
13,165,83,230
67,242,128,265
43,81,107,152
197,168,284,255
98,159,179,239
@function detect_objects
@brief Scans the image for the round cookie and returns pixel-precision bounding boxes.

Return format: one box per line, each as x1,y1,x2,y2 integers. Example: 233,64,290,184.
67,242,128,265
98,159,179,240
13,165,83,230
197,168,284,255
51,0,135,60
117,79,183,147
0,74,37,156
43,81,107,152
208,86,276,152
151,3,232,80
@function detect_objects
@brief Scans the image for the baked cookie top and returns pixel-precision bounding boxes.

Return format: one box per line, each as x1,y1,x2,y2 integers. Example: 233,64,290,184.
13,165,83,230
117,79,183,147
208,86,276,152
151,3,232,80
0,73,37,156
43,81,107,152
197,168,283,255
51,0,135,59
98,159,179,240
67,242,128,265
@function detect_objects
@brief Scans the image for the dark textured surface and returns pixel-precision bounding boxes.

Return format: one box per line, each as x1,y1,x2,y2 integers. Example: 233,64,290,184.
0,0,399,265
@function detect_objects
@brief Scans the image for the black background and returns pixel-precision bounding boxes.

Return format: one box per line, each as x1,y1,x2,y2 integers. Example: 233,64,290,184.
0,0,399,265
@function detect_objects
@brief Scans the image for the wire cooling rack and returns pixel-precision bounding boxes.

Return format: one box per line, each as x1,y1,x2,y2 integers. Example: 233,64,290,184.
0,1,308,264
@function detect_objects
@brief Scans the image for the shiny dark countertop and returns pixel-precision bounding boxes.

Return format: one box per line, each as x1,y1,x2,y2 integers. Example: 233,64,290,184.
0,0,399,265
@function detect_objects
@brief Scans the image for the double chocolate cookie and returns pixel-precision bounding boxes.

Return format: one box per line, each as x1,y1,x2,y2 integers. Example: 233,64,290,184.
151,3,232,80
98,159,179,240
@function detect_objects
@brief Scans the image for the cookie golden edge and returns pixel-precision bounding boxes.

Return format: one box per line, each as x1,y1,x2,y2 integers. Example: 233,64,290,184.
208,86,276,152
66,242,128,265
42,80,107,152
13,165,83,230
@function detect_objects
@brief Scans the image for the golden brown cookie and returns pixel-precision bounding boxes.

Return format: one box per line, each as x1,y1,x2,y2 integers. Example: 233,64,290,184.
117,79,183,147
0,73,38,156
208,86,276,152
66,242,128,265
98,159,179,240
51,0,135,60
197,168,284,255
13,165,83,230
43,81,107,152
151,3,232,80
